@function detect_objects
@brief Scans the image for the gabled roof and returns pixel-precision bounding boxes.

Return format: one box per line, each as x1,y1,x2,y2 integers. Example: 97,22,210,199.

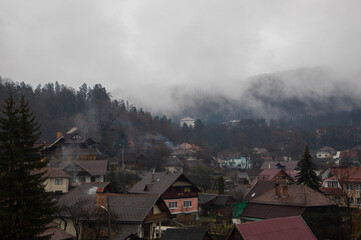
164,156,184,167
63,160,107,176
180,117,195,121
251,169,293,185
198,194,234,206
329,166,361,182
244,181,275,202
162,229,210,240
39,221,75,240
32,167,71,178
233,216,316,240
58,182,171,223
129,172,200,195
108,193,171,222
251,184,336,207
58,182,111,207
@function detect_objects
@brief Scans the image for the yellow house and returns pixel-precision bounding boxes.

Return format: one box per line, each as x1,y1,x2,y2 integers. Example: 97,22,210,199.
35,167,71,194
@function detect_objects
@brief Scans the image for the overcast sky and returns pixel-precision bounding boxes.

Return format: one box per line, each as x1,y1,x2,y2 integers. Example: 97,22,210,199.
1,1,361,113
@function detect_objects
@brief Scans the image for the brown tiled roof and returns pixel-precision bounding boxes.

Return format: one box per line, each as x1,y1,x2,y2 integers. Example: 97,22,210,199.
33,167,71,178
129,172,198,195
235,216,316,240
73,160,107,176
251,184,336,207
241,202,306,219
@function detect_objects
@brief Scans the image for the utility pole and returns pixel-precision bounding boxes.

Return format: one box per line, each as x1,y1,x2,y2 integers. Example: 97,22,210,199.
121,144,126,193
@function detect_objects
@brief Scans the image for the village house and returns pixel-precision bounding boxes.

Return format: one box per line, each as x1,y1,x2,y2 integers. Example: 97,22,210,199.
129,172,200,222
180,117,196,128
240,183,340,239
250,169,295,185
41,127,101,164
164,156,184,173
321,166,361,207
33,167,71,195
57,182,172,240
226,216,317,240
221,157,252,170
198,193,236,222
61,160,107,187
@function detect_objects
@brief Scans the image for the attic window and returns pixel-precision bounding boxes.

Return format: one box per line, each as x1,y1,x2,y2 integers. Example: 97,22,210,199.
71,134,83,140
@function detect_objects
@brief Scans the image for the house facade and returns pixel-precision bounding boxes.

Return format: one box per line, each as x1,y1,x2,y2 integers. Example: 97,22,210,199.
180,117,196,128
57,182,172,240
129,172,200,222
33,167,71,195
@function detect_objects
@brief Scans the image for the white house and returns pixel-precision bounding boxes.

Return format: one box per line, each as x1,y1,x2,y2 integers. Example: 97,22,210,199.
180,117,196,128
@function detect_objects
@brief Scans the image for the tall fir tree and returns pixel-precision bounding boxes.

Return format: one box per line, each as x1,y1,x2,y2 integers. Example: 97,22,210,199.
296,145,321,191
0,91,57,239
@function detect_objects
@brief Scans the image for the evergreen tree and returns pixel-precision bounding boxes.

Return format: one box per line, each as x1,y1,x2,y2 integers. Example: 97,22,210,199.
296,145,321,191
218,176,224,194
0,92,57,239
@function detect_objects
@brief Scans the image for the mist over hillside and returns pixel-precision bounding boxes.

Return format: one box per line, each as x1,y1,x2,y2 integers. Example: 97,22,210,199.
169,67,361,122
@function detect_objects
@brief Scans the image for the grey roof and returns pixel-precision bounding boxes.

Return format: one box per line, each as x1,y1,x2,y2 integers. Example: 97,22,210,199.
69,160,107,176
112,224,139,240
214,195,232,206
129,172,198,195
243,181,275,202
164,156,184,167
198,194,217,204
58,182,170,223
162,229,209,240
58,182,110,207
108,194,163,222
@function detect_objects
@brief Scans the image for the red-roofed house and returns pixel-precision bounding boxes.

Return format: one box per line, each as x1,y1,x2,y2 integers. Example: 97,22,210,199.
251,169,294,185
321,166,361,207
227,216,316,240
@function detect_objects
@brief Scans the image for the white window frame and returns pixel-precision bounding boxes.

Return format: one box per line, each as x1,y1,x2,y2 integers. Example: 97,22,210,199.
356,184,361,191
346,184,353,191
357,198,361,205
183,200,192,208
55,179,63,185
169,201,177,209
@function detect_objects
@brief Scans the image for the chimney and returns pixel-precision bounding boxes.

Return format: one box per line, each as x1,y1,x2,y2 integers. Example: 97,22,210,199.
57,131,62,139
96,188,106,208
152,169,155,182
268,163,270,169
275,183,280,197
282,185,288,198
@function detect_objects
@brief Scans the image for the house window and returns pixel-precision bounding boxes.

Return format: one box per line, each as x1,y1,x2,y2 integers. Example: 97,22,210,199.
78,176,86,182
91,176,96,182
327,181,338,188
184,187,190,192
356,184,361,191
346,184,353,191
184,200,192,208
357,198,361,205
55,179,63,185
349,197,354,204
169,201,177,209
